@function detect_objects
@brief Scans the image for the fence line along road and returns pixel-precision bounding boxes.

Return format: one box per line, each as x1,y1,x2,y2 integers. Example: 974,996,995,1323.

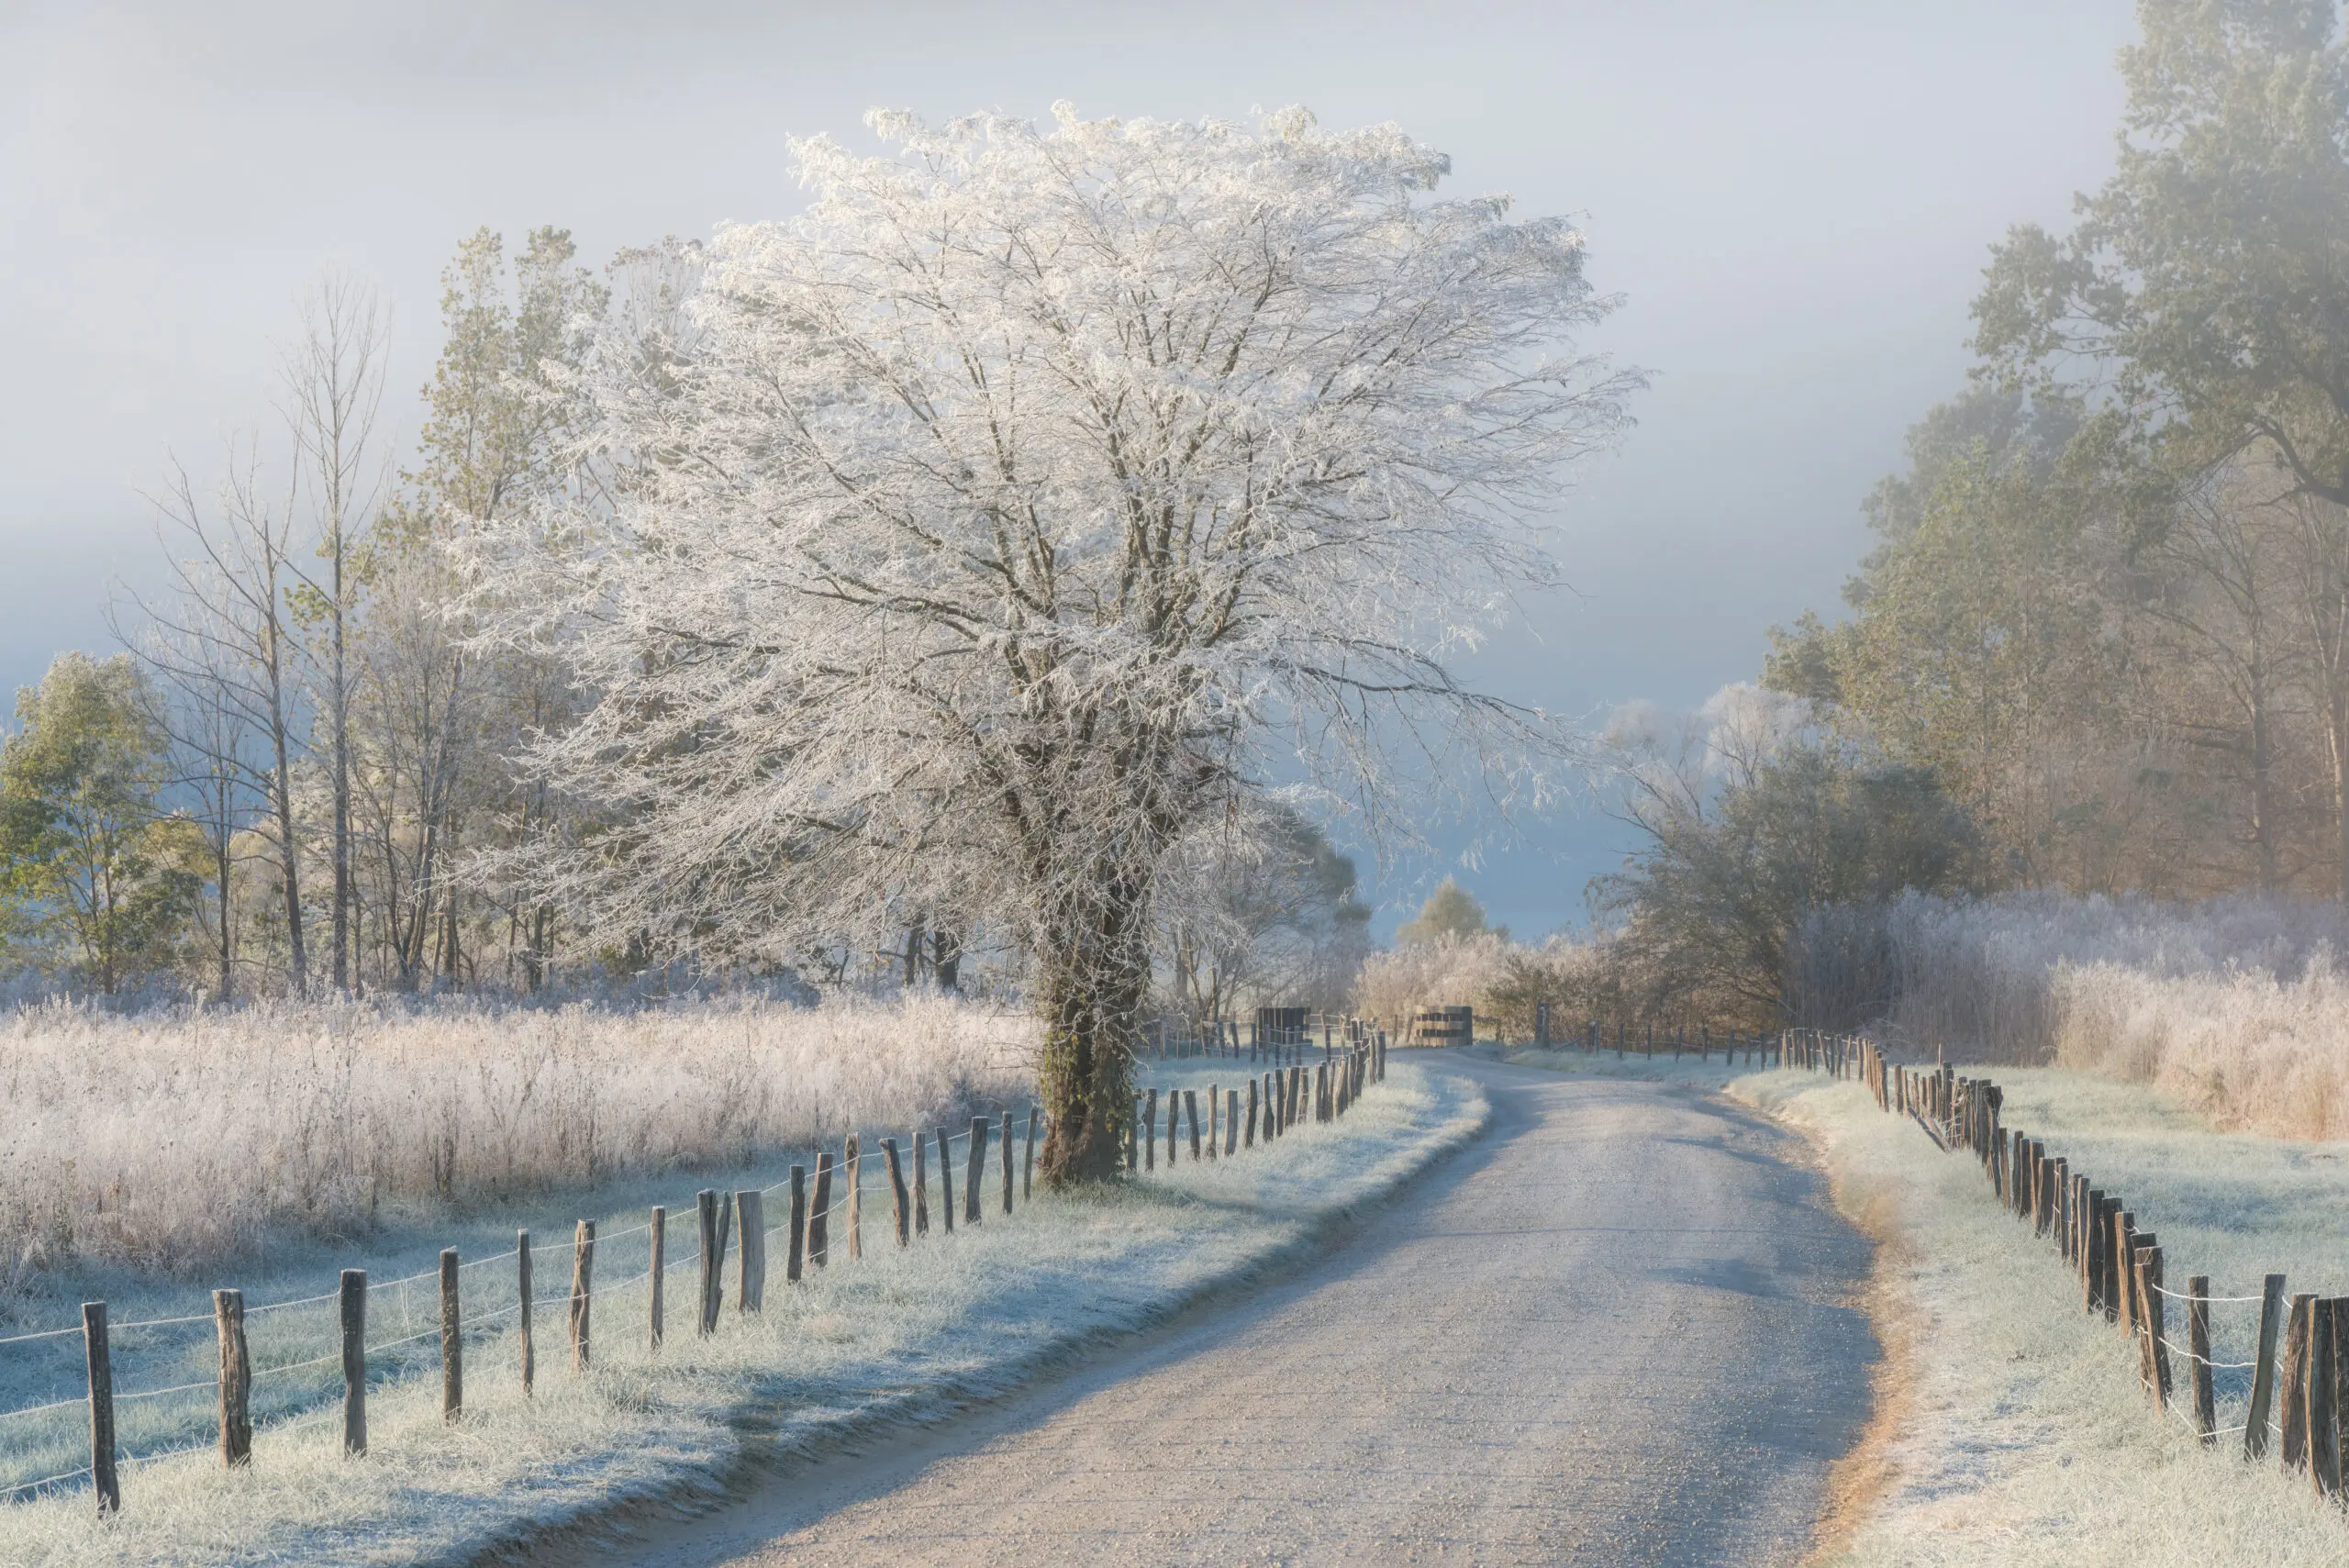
1786,1028,2337,1505
0,1022,1390,1517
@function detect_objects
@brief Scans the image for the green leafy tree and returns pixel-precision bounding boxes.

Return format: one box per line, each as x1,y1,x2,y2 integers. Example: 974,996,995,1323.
1976,0,2349,894
0,654,203,992
1764,391,2161,888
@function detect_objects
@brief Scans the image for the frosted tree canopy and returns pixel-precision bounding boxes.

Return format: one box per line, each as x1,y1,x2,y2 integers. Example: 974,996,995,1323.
476,104,1636,1179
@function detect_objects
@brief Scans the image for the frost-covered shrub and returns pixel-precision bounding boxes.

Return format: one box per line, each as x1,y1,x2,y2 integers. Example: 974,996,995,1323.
1353,934,1513,1032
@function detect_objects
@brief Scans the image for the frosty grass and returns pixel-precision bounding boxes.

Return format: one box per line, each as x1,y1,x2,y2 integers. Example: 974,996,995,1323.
0,1060,1484,1567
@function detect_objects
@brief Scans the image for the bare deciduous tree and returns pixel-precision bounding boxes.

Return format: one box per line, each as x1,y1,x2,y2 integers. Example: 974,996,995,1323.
279,271,390,995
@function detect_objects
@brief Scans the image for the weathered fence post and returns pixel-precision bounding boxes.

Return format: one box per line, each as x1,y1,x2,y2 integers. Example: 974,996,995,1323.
738,1190,766,1307
1001,1110,1016,1214
2247,1273,2288,1460
568,1220,596,1371
2327,1299,2349,1497
809,1153,833,1266
936,1128,956,1232
696,1189,722,1332
2310,1295,2341,1496
1226,1090,1240,1154
1205,1084,1219,1161
1025,1107,1040,1199
786,1166,807,1284
2283,1293,2315,1471
884,1138,911,1245
2112,1210,2135,1329
518,1229,535,1392
340,1270,367,1457
214,1288,250,1467
1185,1091,1201,1161
845,1136,863,1262
2082,1192,2106,1315
913,1134,930,1235
1246,1079,1260,1148
1167,1094,1181,1162
440,1249,462,1422
648,1208,664,1351
1144,1088,1158,1170
963,1118,987,1225
2188,1274,2214,1440
84,1301,117,1513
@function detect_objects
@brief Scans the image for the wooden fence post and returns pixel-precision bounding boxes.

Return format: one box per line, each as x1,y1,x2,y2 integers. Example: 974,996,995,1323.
2112,1211,2135,1329
568,1220,596,1371
2188,1274,2214,1440
1226,1090,1240,1154
883,1138,911,1245
2247,1273,2287,1460
2057,1159,2076,1258
1206,1084,1219,1161
2082,1192,2106,1315
937,1128,956,1231
1001,1110,1015,1214
1167,1094,1181,1162
1025,1107,1040,1198
913,1134,930,1235
1185,1091,1201,1161
964,1117,987,1225
518,1229,534,1393
340,1270,366,1457
214,1288,250,1468
809,1153,833,1266
2283,1293,2315,1471
84,1301,117,1514
1245,1079,1259,1148
440,1248,462,1422
1144,1088,1158,1171
786,1166,807,1284
845,1136,863,1262
2310,1295,2341,1496
648,1208,664,1351
738,1190,766,1307
696,1190,721,1332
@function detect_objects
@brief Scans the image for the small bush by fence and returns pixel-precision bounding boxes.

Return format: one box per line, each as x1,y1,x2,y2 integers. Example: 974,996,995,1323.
0,1025,1391,1518
1787,1030,2349,1499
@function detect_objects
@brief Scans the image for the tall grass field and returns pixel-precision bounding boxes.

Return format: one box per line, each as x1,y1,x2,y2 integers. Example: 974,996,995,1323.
1795,893,2349,1140
0,994,1032,1287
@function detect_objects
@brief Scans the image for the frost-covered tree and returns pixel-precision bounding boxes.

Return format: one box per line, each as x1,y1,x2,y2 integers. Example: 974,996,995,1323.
476,106,1637,1184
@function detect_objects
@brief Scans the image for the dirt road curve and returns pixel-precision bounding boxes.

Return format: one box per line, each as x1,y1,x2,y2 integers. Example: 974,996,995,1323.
607,1056,1876,1567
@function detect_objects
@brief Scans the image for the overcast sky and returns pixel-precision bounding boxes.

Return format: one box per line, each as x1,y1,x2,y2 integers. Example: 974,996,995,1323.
0,0,2140,934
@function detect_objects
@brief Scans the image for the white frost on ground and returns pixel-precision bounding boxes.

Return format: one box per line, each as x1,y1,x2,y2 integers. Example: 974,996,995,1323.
1739,1067,2349,1568
0,1061,1483,1568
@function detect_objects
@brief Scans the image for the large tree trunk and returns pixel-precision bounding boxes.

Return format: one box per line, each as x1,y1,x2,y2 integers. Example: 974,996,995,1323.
1035,881,1149,1188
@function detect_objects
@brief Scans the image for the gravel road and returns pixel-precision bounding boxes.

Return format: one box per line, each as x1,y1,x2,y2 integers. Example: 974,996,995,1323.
596,1055,1876,1567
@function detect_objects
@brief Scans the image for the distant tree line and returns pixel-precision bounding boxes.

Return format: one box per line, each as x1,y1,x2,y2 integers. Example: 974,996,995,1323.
1601,0,2349,1024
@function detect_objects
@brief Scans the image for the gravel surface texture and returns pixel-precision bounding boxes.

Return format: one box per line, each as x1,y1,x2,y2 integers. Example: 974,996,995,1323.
597,1055,1876,1567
